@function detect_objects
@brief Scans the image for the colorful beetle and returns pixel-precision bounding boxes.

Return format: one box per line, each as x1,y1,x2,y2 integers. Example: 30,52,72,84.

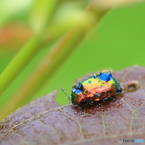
70,70,122,107
61,69,140,107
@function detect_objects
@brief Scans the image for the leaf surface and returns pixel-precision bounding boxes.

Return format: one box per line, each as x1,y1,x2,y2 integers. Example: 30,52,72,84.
0,66,145,145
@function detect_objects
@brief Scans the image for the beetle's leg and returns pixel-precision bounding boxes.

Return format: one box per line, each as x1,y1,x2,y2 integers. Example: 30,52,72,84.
96,102,104,108
121,80,140,93
101,97,111,102
112,97,120,103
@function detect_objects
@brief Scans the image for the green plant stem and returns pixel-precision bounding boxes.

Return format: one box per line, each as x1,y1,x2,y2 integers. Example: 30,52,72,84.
30,0,58,33
0,35,41,95
0,0,58,97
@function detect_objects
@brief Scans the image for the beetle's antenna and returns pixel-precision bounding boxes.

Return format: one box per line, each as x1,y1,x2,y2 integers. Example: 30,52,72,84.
60,88,70,101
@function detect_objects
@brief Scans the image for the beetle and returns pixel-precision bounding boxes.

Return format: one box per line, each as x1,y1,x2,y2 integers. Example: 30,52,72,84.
61,69,140,107
70,70,122,107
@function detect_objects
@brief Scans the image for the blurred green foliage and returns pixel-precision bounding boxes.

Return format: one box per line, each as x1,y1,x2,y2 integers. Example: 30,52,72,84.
0,0,145,110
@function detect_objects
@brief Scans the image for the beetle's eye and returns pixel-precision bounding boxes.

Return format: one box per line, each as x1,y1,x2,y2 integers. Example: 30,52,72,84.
99,70,112,81
72,87,76,92
72,82,84,94
72,87,83,94
75,82,83,90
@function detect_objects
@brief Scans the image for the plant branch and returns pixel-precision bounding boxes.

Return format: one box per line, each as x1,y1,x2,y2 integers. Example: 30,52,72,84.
0,0,58,97
0,5,108,121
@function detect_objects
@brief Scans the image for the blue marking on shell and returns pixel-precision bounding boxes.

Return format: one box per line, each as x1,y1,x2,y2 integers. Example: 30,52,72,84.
99,72,112,81
75,89,82,94
88,81,92,83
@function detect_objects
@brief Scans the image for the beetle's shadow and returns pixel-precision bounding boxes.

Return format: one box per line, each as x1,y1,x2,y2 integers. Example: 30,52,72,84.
71,94,124,115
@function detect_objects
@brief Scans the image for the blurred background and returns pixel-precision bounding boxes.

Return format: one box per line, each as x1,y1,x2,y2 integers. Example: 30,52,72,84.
0,0,145,112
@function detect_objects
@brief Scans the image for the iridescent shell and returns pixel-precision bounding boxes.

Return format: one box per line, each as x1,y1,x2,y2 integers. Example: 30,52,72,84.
71,70,122,107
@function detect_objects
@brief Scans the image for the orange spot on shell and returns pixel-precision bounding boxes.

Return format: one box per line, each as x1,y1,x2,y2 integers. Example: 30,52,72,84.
95,98,100,101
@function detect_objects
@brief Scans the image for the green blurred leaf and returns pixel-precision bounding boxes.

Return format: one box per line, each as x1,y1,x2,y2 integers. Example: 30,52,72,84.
0,0,32,27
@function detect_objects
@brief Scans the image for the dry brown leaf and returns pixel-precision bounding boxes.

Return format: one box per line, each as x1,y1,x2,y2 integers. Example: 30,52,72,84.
0,66,145,145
